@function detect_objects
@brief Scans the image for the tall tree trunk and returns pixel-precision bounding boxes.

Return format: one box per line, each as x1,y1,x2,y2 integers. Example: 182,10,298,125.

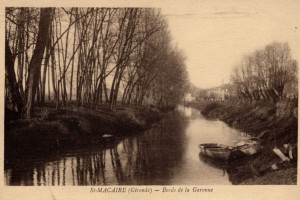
108,66,120,109
41,41,51,105
23,8,53,118
69,23,77,101
48,58,51,100
51,38,57,100
103,80,109,103
17,18,25,99
5,38,23,113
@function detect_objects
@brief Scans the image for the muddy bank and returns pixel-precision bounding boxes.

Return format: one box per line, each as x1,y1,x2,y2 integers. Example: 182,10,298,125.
5,105,162,160
200,100,298,184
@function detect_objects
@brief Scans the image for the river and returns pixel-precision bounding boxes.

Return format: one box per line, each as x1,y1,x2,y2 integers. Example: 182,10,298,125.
4,106,253,185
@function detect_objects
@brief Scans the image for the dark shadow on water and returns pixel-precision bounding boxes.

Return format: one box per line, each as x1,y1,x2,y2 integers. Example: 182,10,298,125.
199,153,262,184
5,112,188,186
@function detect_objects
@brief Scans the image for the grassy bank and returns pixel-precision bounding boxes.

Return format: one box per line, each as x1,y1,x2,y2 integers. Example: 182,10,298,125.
199,100,298,185
5,103,162,160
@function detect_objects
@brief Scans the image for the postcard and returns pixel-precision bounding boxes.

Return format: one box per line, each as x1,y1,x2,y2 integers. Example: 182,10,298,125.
1,0,299,199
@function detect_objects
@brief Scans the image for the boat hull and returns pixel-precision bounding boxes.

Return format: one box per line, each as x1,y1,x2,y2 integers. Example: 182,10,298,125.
199,144,231,160
230,144,263,160
199,143,263,161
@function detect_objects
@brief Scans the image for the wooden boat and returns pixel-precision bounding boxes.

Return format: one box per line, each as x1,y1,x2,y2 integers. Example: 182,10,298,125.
199,139,263,161
199,143,232,160
229,143,263,160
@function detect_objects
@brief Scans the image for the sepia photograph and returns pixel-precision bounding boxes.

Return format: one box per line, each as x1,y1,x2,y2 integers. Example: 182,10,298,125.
1,0,300,199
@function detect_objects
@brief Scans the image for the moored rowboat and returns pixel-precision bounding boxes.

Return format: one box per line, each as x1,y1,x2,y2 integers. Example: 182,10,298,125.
199,139,263,161
199,143,232,160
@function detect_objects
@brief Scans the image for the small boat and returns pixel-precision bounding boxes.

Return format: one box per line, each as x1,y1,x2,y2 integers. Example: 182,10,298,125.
230,138,263,159
229,144,262,160
200,138,263,161
199,143,232,160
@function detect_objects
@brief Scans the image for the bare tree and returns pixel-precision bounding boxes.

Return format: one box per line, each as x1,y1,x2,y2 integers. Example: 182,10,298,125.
5,38,23,113
231,42,298,103
5,7,189,115
23,8,54,118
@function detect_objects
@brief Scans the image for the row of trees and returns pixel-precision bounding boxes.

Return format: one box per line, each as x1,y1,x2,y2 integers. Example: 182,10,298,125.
5,7,189,118
231,42,298,103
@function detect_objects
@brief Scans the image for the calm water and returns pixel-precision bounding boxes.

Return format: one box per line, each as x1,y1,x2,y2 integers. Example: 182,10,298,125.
5,106,251,185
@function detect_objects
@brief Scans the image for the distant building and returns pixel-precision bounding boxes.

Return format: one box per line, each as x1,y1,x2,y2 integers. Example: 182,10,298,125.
202,85,230,101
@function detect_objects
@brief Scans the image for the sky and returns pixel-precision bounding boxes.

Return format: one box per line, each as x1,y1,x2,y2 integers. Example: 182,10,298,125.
161,0,300,89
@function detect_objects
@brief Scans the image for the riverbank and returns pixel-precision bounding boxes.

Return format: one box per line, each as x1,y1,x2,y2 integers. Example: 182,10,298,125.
5,103,163,160
199,100,298,184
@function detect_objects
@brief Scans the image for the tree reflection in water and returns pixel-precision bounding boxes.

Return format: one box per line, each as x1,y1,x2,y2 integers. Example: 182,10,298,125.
5,112,187,185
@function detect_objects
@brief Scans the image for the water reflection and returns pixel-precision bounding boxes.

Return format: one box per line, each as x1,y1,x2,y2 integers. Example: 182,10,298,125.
5,112,187,185
5,106,252,185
